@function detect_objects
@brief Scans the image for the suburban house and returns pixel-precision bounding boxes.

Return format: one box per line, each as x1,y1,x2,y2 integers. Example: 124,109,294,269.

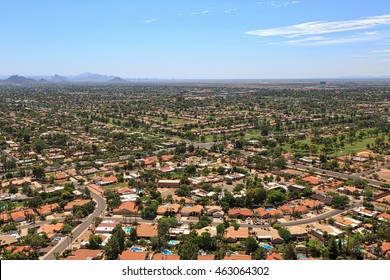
198,255,215,260
309,223,343,241
301,176,323,186
225,226,249,243
157,203,181,216
66,249,103,260
252,227,283,244
180,205,203,216
36,203,60,216
64,199,92,211
266,253,283,260
157,179,181,188
153,253,180,260
352,207,378,218
120,251,148,260
10,209,35,223
228,208,253,219
136,223,158,239
95,220,120,234
224,254,251,260
255,207,283,219
287,226,308,239
112,201,139,215
204,205,223,218
334,217,362,230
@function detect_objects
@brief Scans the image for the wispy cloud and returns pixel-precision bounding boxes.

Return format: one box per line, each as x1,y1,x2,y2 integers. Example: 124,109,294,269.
257,1,300,8
370,49,390,53
224,8,237,13
191,10,210,15
246,14,390,37
144,18,160,24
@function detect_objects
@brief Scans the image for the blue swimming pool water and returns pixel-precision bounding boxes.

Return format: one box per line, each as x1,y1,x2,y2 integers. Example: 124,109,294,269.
162,249,173,255
259,243,273,250
297,254,309,259
130,247,143,252
265,207,275,211
229,251,237,255
168,240,180,245
124,227,132,233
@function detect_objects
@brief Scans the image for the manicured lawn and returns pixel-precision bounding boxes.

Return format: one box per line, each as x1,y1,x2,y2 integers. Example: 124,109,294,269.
333,137,377,156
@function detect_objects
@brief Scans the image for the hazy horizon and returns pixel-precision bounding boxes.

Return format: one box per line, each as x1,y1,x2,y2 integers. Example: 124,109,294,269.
1,0,389,79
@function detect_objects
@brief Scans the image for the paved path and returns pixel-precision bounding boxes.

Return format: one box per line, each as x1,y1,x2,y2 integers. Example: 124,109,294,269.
41,191,106,260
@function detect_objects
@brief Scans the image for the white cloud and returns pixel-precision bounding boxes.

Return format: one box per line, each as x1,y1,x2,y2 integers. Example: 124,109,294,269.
257,1,300,8
246,14,390,37
191,10,210,15
144,18,159,24
224,9,237,13
370,49,390,53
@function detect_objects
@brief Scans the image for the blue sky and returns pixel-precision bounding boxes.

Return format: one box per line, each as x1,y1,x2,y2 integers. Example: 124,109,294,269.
0,0,389,79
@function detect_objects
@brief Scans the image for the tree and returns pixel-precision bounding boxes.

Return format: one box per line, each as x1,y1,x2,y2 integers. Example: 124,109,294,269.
8,185,18,194
244,236,259,254
178,238,199,260
331,195,350,209
104,190,121,211
278,227,292,243
32,138,45,154
32,165,45,180
252,247,268,260
328,237,339,260
87,234,103,249
283,243,297,260
175,184,193,197
61,223,72,234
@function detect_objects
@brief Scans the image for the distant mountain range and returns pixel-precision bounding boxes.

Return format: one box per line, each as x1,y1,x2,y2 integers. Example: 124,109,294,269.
0,73,130,84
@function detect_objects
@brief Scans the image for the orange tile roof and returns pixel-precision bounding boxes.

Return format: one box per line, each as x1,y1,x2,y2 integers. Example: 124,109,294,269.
153,253,180,260
39,223,63,234
144,156,158,165
378,213,390,221
302,199,324,209
157,204,181,215
64,199,92,211
55,172,67,180
266,253,283,260
181,205,203,215
136,223,158,238
10,209,34,221
225,226,249,240
161,154,174,161
228,208,253,217
301,176,322,185
224,254,251,260
66,249,102,260
101,176,118,183
112,201,138,214
120,251,147,260
5,246,33,255
197,255,215,260
37,203,60,215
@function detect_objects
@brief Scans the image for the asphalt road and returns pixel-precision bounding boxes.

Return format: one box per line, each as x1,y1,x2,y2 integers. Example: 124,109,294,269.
287,163,385,188
41,191,106,260
109,208,347,229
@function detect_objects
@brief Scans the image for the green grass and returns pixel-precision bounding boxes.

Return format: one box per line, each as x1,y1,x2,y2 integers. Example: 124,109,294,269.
333,137,377,156
102,182,128,190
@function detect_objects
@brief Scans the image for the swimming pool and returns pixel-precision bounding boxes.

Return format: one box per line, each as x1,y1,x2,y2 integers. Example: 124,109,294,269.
168,240,180,245
229,251,237,255
297,254,309,259
265,207,275,211
259,243,273,250
130,247,143,252
124,227,132,233
162,249,173,255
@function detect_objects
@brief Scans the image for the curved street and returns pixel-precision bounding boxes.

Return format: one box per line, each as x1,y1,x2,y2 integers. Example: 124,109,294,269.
41,191,106,260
